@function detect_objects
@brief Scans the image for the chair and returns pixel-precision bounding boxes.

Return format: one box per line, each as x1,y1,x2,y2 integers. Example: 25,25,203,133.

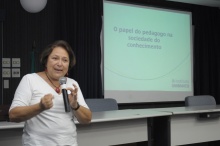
85,98,118,112
185,95,216,107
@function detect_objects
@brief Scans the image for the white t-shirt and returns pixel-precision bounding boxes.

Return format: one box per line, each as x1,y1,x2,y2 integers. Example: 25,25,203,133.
10,73,89,146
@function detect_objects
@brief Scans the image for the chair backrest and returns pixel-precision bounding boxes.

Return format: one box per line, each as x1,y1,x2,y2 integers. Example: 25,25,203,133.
85,98,118,112
185,95,216,107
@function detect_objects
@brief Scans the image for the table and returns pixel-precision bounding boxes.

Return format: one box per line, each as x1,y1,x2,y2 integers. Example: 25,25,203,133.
0,109,171,146
2,106,220,146
154,105,220,146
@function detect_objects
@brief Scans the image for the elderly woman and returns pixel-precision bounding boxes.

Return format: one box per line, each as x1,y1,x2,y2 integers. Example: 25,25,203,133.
9,40,92,146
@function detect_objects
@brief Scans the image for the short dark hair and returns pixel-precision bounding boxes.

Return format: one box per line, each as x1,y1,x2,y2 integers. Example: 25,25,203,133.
40,40,76,69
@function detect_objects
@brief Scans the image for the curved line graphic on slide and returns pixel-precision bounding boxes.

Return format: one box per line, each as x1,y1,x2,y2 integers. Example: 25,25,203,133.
105,53,190,80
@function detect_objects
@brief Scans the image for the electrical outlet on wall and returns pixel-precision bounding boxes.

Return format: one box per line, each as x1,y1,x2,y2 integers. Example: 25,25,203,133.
12,58,21,67
2,68,11,78
2,58,11,67
12,68,20,78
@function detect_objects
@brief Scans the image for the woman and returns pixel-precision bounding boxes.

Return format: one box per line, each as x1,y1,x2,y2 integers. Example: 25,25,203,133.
9,40,92,146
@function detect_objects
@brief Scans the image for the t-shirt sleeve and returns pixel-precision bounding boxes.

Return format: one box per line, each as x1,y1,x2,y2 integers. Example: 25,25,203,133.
9,75,32,111
75,82,89,109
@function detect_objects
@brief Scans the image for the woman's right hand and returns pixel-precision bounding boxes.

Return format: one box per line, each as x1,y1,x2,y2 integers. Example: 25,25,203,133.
40,94,54,110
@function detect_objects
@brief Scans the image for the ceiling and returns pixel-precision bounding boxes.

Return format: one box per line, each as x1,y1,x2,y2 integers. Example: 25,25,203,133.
167,0,220,7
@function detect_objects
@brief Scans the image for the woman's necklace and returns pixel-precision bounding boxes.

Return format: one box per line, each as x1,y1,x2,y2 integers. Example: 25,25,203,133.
45,72,60,93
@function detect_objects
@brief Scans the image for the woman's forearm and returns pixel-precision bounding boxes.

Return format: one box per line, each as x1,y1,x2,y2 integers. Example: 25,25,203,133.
9,103,43,122
73,106,92,124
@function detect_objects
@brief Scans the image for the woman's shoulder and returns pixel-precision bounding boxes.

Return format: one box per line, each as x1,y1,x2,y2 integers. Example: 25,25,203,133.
66,77,79,85
22,73,40,80
23,72,36,77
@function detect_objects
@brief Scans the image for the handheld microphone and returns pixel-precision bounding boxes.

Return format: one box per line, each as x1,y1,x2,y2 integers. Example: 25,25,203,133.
59,77,71,112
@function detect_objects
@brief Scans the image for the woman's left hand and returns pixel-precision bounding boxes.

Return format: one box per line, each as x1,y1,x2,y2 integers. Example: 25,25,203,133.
66,84,78,109
66,84,92,124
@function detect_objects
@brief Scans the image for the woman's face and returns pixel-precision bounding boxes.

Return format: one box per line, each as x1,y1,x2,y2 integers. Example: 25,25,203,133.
46,47,69,80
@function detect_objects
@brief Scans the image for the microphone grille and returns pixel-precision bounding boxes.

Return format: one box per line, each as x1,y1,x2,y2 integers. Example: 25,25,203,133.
59,77,67,85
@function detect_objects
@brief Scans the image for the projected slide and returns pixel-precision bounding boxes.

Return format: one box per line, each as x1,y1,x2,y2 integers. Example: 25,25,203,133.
103,0,193,103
